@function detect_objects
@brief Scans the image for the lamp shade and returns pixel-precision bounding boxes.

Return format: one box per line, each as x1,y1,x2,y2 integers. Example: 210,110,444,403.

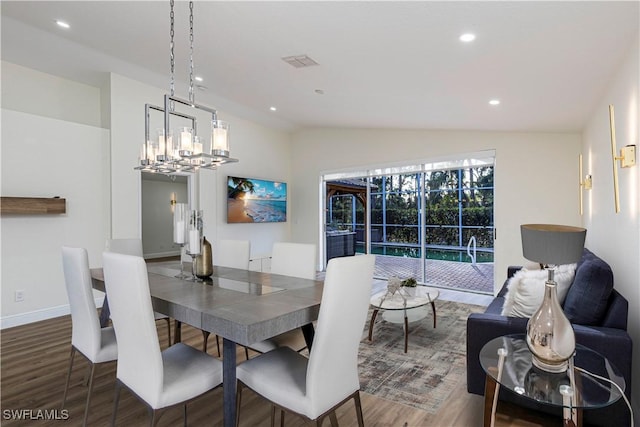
520,224,586,265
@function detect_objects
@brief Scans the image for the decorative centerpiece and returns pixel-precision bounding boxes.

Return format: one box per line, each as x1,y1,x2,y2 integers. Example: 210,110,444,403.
387,276,403,295
385,276,419,301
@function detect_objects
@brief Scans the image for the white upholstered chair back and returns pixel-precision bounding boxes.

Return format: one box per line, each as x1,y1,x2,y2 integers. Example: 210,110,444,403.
306,254,375,415
61,246,103,360
102,251,164,407
105,238,143,257
216,239,251,270
270,242,317,280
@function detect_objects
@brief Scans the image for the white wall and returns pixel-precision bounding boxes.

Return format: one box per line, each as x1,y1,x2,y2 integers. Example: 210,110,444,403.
1,61,103,128
1,63,110,327
582,36,639,415
290,129,582,288
0,110,110,325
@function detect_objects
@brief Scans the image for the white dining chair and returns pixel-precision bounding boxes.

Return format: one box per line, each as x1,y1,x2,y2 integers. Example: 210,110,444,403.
270,241,317,281
61,247,118,427
236,254,375,427
245,242,317,357
103,251,223,426
216,239,251,270
105,238,172,345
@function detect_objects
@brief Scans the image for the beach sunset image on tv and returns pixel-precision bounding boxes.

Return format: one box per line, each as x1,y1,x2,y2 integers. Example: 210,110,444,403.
227,176,287,223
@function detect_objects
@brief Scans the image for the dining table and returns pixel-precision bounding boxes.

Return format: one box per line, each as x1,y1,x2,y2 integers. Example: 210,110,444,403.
90,261,323,427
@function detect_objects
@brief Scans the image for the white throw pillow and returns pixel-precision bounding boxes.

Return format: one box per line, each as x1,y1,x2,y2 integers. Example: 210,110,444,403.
501,264,577,318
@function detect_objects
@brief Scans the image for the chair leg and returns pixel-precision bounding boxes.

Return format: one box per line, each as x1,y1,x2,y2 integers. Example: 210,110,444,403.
165,318,172,345
183,403,187,427
235,382,243,427
174,320,182,343
353,391,365,427
329,412,339,427
280,409,285,427
83,363,92,386
244,346,250,360
61,347,76,409
111,380,122,427
202,330,210,352
82,362,97,427
216,335,221,357
270,405,276,427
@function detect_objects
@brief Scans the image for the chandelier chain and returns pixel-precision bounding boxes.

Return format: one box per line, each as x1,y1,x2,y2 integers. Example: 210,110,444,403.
188,1,195,104
169,0,175,98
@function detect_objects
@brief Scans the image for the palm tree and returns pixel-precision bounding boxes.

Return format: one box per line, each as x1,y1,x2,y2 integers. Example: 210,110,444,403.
228,177,255,199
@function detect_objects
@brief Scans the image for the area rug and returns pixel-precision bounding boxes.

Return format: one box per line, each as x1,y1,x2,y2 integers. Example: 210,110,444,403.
358,300,485,413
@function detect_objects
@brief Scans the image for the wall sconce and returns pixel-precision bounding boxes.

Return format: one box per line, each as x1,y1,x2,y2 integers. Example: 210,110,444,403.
170,192,177,213
579,154,592,215
609,104,637,213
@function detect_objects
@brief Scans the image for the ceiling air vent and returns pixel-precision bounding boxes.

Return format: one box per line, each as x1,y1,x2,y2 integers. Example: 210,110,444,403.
281,54,319,68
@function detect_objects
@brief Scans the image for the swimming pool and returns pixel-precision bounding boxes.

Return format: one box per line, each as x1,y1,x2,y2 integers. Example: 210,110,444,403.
356,244,494,263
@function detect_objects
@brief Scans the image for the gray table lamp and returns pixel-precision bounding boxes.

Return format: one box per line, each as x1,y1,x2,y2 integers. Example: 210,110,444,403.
520,224,587,373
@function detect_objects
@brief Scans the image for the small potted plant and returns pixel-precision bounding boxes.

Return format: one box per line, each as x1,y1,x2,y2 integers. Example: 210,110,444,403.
401,277,417,295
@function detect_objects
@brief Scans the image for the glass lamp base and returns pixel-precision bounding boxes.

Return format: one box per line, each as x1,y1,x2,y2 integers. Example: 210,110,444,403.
531,354,569,373
526,273,575,374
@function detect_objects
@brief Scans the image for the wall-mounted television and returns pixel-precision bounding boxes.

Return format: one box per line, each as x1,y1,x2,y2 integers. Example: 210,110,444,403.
227,176,287,223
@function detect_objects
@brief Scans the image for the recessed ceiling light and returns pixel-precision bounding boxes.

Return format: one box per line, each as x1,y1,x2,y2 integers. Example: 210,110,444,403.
269,106,277,112
459,33,476,42
195,76,203,82
56,20,70,29
489,99,500,106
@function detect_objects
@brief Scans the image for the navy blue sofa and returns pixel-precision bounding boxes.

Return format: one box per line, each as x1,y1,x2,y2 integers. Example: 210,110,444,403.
466,249,633,426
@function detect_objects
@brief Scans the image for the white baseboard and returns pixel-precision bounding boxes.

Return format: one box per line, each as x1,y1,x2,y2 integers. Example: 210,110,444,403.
0,295,105,330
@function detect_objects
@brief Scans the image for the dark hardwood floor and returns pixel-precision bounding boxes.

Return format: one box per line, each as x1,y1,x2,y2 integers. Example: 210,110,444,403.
0,313,556,426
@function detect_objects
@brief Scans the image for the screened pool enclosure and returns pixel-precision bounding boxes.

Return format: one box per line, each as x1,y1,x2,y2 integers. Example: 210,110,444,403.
323,154,494,294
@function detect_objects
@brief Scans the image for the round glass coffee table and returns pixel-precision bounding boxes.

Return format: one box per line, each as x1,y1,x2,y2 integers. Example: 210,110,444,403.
480,334,625,427
368,286,439,353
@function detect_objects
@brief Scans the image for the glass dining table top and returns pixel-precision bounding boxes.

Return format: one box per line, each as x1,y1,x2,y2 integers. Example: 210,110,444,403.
147,263,285,295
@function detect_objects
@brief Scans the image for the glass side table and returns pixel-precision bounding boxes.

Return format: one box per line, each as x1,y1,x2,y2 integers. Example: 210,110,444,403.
480,334,625,427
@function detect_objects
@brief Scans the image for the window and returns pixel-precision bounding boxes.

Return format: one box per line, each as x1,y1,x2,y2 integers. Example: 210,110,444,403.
323,151,494,294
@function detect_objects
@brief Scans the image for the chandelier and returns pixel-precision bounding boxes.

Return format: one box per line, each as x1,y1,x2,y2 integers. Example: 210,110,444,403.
136,0,238,174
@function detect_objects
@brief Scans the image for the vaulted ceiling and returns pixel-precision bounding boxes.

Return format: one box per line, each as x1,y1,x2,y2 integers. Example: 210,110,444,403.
2,1,638,132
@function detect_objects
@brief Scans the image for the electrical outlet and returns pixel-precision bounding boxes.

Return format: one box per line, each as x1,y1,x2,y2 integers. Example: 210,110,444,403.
15,290,25,302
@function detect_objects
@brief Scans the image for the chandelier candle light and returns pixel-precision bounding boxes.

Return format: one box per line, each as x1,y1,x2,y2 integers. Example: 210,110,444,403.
520,224,587,373
136,0,237,174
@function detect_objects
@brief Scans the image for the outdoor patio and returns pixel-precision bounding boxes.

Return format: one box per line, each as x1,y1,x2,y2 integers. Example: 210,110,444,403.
372,255,493,294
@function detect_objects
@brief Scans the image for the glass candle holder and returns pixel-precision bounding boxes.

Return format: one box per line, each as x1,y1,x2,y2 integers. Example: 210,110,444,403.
186,210,203,281
173,203,188,279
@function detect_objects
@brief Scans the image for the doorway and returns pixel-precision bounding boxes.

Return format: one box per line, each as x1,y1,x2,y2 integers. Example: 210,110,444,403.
140,172,189,259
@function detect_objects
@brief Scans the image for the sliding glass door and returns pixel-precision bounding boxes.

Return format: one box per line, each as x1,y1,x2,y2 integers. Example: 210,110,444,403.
322,152,495,294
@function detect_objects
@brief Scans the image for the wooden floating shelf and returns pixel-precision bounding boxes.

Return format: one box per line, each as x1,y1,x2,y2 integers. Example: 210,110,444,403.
1,197,66,215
